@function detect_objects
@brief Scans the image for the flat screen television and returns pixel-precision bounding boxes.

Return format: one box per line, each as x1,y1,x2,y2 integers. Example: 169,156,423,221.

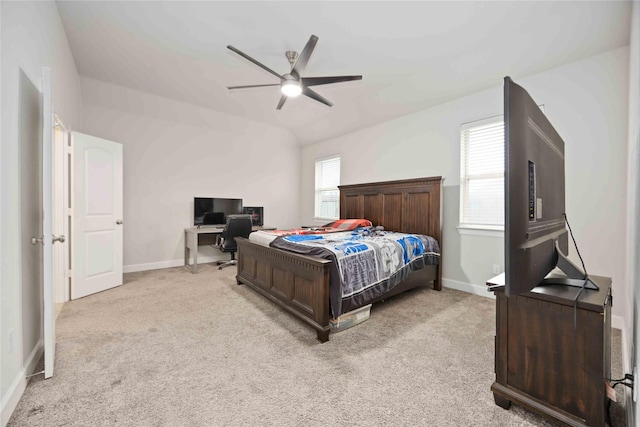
194,197,243,226
242,206,264,226
504,77,597,296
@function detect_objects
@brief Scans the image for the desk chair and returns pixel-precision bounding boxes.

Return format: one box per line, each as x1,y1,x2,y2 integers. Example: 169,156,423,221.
216,214,252,270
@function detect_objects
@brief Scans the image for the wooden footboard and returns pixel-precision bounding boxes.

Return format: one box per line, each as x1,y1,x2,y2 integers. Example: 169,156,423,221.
235,237,333,342
235,176,443,342
235,237,439,342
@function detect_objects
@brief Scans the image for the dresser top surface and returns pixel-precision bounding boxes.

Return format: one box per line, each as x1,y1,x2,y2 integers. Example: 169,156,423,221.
487,272,611,311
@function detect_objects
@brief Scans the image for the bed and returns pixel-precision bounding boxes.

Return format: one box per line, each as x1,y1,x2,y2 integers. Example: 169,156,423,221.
235,176,443,342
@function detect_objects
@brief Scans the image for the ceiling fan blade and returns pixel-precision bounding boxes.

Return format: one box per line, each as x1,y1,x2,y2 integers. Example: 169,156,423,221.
276,95,287,110
301,75,363,87
227,84,280,90
302,86,333,107
227,45,283,80
290,35,318,80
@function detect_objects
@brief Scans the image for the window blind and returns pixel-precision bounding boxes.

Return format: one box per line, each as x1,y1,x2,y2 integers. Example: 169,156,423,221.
460,118,504,228
315,157,340,220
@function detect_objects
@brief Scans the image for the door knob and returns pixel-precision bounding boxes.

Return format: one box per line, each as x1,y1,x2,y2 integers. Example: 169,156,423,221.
31,236,44,245
52,235,65,244
116,220,123,225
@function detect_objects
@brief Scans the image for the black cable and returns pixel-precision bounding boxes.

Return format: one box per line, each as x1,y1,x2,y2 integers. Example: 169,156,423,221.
562,212,616,418
573,282,587,331
606,380,634,426
563,213,626,426
562,213,589,277
570,212,635,426
564,214,590,331
608,375,634,382
613,382,634,388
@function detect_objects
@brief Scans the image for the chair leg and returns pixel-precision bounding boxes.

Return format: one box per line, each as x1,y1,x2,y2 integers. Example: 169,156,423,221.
217,252,237,270
217,259,237,270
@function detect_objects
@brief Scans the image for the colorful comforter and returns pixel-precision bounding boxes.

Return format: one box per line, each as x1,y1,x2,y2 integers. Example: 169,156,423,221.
270,229,440,318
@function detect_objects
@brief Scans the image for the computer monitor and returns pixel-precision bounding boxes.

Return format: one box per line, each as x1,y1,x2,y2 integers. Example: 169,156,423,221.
504,77,596,296
242,206,264,226
194,197,243,226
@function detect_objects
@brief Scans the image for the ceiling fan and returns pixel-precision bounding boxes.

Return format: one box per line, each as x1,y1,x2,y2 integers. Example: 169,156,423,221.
227,35,362,110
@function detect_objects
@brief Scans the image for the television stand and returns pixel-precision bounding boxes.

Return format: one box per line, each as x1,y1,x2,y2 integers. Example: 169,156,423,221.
487,273,612,427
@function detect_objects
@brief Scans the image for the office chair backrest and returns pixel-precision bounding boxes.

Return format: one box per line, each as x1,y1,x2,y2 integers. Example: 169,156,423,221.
220,214,253,252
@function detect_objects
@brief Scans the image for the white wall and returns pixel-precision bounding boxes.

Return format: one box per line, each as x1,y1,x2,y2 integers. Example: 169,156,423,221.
629,2,640,425
0,2,82,425
301,47,630,319
80,78,300,272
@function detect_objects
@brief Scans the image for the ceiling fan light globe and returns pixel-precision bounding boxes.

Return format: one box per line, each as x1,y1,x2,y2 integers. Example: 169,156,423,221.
281,81,302,97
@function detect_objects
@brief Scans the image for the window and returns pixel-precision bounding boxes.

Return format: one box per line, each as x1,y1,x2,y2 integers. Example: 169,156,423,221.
460,117,504,230
315,156,340,220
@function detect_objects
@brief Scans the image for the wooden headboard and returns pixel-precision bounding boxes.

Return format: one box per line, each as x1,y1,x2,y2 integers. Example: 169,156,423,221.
339,176,443,243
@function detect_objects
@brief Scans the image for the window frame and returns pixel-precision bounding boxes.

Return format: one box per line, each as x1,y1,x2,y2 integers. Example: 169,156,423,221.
459,114,505,233
314,156,341,221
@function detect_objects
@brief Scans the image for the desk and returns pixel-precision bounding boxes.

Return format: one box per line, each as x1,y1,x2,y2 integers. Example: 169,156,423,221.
184,226,272,273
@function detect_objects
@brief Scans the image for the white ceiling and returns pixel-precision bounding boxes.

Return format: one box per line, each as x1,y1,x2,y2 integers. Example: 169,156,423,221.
56,1,632,145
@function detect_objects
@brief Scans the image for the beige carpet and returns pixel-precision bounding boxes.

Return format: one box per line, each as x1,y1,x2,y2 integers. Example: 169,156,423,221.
9,264,627,426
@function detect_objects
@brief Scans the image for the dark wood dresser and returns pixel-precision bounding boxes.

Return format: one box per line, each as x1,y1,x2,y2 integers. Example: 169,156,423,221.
487,273,612,427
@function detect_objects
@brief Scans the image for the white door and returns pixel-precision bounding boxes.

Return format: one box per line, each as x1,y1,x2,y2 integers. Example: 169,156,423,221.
19,69,45,378
41,68,56,379
53,117,70,305
71,132,123,299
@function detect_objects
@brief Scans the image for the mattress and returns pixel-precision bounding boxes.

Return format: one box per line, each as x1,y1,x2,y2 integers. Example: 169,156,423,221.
248,219,372,247
248,230,278,246
270,229,440,317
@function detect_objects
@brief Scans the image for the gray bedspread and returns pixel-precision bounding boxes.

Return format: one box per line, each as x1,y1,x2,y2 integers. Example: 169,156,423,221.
270,230,440,318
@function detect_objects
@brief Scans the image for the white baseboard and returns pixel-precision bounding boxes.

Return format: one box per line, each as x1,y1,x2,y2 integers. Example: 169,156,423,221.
442,278,495,299
1,340,43,427
124,258,184,273
615,315,635,427
612,314,625,333
124,255,227,273
1,370,25,427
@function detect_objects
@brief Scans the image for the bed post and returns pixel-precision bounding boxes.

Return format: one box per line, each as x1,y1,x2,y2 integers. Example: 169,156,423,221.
235,238,333,342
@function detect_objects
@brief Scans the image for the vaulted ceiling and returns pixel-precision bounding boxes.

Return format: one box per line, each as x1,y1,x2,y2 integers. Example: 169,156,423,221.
56,1,631,144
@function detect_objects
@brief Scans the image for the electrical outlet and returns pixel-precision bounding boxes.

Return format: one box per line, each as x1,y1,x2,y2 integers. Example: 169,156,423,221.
8,329,14,354
492,264,501,275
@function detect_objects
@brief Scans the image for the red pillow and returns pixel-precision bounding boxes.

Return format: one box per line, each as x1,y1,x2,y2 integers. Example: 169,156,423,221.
322,219,372,230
